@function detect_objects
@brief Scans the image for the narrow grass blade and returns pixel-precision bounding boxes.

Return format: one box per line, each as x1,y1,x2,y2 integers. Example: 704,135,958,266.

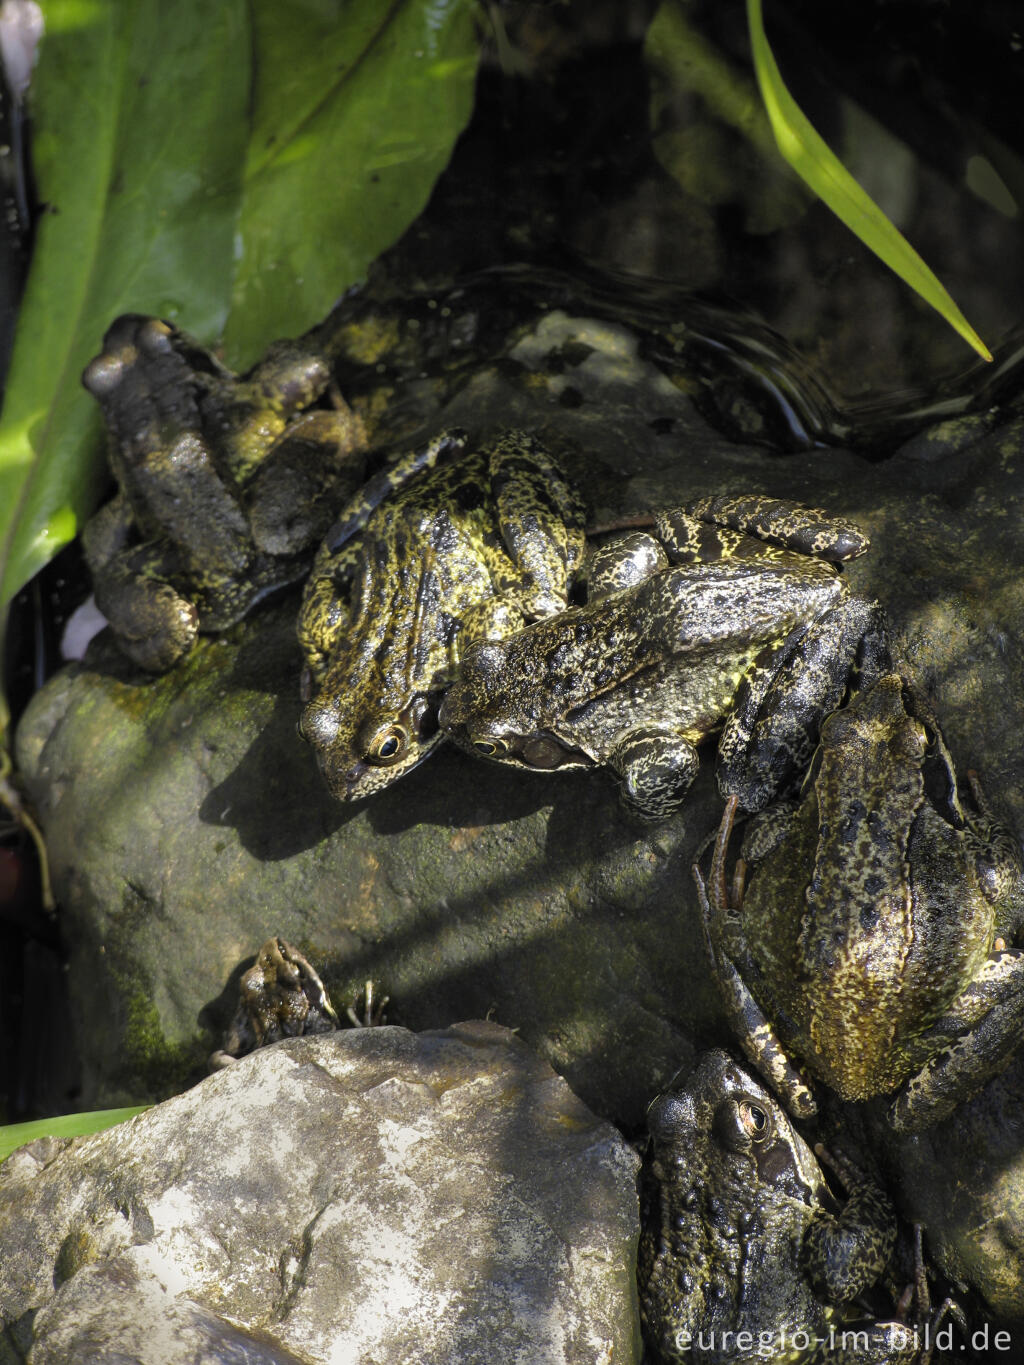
0,1106,151,1163
747,0,992,362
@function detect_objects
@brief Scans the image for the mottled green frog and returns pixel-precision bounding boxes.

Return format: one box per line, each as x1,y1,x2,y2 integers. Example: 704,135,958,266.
699,675,1024,1133
296,430,586,800
440,496,889,820
82,314,365,671
639,1050,915,1364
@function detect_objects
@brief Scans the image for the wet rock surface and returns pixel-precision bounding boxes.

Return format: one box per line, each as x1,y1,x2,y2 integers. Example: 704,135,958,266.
0,1020,641,1364
13,312,1024,1138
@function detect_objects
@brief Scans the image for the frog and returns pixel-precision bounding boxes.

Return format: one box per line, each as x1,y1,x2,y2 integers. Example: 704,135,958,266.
439,494,891,821
639,1049,917,1364
81,313,367,672
296,429,586,800
208,938,392,1069
698,673,1024,1134
208,937,340,1069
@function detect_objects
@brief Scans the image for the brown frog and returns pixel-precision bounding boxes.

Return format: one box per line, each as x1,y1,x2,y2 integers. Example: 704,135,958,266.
82,313,365,671
699,675,1024,1133
639,1050,916,1363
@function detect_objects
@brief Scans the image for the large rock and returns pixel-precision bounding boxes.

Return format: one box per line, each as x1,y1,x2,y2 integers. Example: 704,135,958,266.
0,1020,641,1364
876,1046,1024,1327
14,312,1024,1125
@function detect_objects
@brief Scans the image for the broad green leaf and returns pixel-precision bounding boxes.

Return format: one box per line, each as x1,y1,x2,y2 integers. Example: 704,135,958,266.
0,1106,151,1163
222,0,480,365
0,0,251,611
746,0,992,363
0,0,481,612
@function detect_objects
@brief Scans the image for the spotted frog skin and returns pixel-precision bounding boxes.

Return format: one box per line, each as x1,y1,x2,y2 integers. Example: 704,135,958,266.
699,675,1024,1133
209,938,340,1069
439,495,890,821
81,314,366,672
639,1050,914,1364
296,430,586,800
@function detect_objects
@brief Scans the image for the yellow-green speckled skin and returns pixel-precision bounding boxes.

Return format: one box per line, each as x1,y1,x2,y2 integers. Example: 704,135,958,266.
297,430,586,800
440,495,875,821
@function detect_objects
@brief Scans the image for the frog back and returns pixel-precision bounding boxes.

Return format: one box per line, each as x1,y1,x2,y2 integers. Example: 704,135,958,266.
750,795,994,1102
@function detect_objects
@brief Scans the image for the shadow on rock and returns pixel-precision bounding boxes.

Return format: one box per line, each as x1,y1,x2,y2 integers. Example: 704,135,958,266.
198,687,356,859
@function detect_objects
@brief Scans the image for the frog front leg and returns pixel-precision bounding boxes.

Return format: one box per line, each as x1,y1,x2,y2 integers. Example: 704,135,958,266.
802,1152,916,1365
608,727,700,821
804,1146,896,1303
697,797,819,1117
891,948,1024,1133
489,430,587,617
718,596,894,812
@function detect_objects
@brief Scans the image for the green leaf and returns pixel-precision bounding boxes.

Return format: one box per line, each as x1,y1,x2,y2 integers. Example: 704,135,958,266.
223,0,480,366
0,0,481,612
0,1106,151,1164
0,0,251,611
746,0,992,363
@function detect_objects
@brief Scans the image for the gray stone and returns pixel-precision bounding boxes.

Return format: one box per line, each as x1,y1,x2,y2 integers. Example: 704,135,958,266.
0,1021,641,1364
878,1046,1024,1327
14,312,1024,1127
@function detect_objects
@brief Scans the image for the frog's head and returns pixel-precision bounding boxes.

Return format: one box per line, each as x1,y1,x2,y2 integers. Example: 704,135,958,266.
650,1052,823,1193
440,642,590,773
810,673,950,815
298,684,443,801
643,1051,825,1319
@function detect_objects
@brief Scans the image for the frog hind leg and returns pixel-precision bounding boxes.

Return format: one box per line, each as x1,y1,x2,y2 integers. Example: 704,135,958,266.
607,728,699,820
489,430,587,616
201,336,338,488
718,596,893,812
246,406,367,557
697,799,818,1117
320,430,469,556
297,540,359,682
81,495,193,671
890,949,1024,1133
664,494,870,563
88,538,198,672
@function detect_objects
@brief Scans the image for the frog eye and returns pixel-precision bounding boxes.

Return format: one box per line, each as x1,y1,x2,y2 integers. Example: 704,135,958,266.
473,737,508,757
366,725,408,765
739,1100,771,1143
